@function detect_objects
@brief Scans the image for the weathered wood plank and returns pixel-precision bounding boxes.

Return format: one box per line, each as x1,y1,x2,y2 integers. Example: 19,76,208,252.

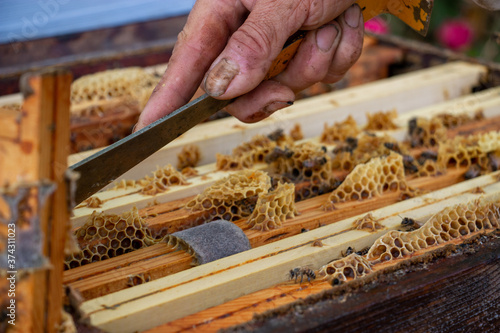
212,235,500,333
0,70,71,332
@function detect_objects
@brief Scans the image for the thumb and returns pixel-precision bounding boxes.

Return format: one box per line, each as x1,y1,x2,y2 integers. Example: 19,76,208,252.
203,1,305,99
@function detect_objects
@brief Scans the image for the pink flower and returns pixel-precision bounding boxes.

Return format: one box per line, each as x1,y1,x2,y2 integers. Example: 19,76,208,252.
437,19,474,51
364,17,389,35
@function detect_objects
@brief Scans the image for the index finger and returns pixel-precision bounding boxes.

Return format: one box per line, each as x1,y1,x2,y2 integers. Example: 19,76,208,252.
135,0,247,130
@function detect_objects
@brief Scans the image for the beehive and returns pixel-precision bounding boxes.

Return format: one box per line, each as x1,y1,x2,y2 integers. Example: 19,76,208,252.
70,67,158,109
326,152,409,206
268,142,337,201
434,111,484,128
437,131,500,169
65,208,161,269
416,159,441,177
319,253,373,285
185,170,271,222
331,133,401,172
139,164,188,196
352,213,384,232
366,196,500,263
364,110,398,131
215,133,296,171
247,182,298,231
177,144,201,170
408,117,447,147
320,115,360,143
216,152,254,171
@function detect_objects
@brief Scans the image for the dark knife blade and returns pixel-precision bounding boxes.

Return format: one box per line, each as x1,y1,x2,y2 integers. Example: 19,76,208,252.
69,94,233,205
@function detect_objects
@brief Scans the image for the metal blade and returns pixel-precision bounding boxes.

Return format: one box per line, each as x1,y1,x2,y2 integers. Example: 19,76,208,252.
70,94,232,205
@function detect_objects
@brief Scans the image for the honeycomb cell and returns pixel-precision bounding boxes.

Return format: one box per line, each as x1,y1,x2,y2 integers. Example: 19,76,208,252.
64,207,163,269
127,273,151,287
366,196,500,264
320,115,360,143
331,134,402,173
408,117,447,148
325,152,409,207
364,110,398,131
80,196,103,208
70,67,158,111
215,132,297,171
269,142,336,200
216,152,254,171
352,213,384,232
290,123,304,141
247,183,298,231
177,144,201,170
185,169,271,222
139,164,188,196
113,179,138,190
232,134,281,162
434,111,484,129
181,167,199,177
319,253,373,285
417,159,441,177
437,131,500,169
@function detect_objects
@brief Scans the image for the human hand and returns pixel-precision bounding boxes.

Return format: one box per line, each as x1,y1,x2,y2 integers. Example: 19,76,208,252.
135,0,364,130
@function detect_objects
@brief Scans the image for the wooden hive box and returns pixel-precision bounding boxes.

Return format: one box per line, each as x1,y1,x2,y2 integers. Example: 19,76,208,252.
1,60,499,332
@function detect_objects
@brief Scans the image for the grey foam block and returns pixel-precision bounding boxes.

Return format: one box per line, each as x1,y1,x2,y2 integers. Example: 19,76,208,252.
168,220,251,265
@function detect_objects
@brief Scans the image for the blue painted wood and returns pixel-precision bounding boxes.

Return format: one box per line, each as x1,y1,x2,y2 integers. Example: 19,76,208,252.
0,0,194,44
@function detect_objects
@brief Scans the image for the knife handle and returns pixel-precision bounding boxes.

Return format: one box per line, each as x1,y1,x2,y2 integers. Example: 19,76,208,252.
265,1,368,80
265,30,308,80
266,0,431,80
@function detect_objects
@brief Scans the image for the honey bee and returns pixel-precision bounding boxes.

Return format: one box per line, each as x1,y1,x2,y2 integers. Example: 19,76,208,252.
312,239,324,247
383,142,401,153
302,156,327,168
464,164,482,180
488,152,500,172
333,137,358,154
419,150,438,161
341,246,354,257
408,118,425,147
264,146,294,163
267,128,285,142
289,267,316,283
403,155,418,174
399,215,420,231
355,247,370,256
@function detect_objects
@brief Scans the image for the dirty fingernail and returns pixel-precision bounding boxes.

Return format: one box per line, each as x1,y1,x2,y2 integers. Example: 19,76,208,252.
316,24,339,52
345,4,361,28
204,58,239,97
262,101,293,114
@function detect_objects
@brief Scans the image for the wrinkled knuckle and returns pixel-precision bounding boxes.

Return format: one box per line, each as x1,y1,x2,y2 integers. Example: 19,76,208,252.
301,0,331,29
233,21,276,61
302,64,326,85
322,71,346,84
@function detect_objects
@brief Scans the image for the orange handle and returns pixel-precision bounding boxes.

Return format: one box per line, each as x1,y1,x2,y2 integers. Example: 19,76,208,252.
266,0,432,79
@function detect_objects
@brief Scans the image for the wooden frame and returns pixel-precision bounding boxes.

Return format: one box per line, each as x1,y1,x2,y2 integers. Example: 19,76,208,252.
0,70,71,332
1,60,499,332
62,62,500,331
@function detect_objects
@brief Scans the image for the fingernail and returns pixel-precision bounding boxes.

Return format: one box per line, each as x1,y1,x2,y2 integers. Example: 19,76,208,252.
316,24,339,52
345,4,361,28
262,101,293,114
204,58,239,97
